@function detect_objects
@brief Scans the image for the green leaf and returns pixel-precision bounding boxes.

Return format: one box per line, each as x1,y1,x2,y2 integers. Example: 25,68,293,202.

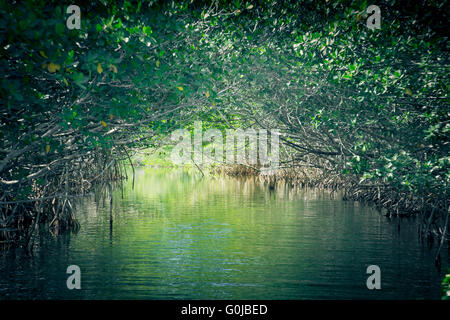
143,26,152,35
114,18,122,29
55,22,65,35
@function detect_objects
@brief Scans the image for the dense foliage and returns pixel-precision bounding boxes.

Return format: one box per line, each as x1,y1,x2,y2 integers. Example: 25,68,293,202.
443,270,450,300
0,0,448,247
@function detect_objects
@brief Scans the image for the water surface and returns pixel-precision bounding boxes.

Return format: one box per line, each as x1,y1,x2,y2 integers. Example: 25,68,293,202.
0,168,447,299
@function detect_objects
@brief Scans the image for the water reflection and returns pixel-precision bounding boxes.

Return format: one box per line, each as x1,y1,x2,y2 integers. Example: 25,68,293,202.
0,168,447,299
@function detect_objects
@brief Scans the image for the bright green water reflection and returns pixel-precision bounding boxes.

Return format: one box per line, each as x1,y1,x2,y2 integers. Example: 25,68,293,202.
0,168,447,299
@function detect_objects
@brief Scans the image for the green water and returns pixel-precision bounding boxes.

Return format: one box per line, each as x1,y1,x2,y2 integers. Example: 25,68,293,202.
0,168,447,299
